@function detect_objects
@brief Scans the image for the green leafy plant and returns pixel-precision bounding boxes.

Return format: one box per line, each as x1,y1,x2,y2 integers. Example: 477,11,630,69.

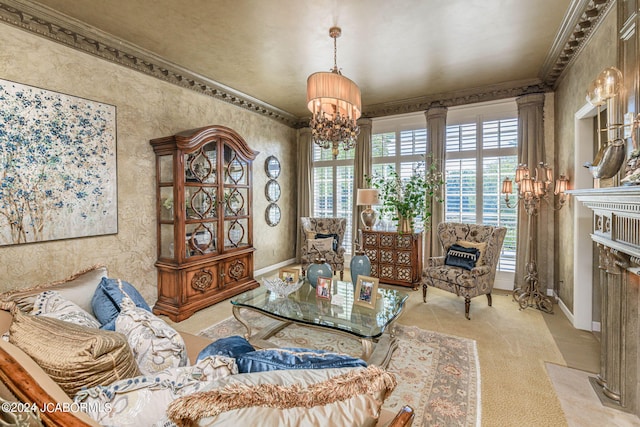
366,160,444,229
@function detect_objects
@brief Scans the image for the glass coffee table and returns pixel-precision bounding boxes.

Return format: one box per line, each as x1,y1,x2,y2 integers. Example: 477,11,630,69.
231,280,408,367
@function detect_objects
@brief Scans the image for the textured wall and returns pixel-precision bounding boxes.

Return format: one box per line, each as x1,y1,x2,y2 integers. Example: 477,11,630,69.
554,9,617,312
0,24,297,304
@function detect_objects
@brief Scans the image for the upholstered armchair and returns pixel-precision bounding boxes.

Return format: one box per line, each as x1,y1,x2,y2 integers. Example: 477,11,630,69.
300,217,347,280
422,222,507,320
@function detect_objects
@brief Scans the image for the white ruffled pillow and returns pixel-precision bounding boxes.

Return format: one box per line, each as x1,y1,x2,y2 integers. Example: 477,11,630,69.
115,295,189,375
74,356,236,426
31,290,101,328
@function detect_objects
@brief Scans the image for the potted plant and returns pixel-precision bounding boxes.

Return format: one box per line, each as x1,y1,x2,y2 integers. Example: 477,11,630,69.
366,160,443,232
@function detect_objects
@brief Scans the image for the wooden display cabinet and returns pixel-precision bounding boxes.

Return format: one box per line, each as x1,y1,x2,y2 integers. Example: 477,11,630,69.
362,230,423,289
150,125,259,321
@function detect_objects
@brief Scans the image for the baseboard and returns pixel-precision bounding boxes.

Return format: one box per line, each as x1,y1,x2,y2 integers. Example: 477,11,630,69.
255,258,298,277
557,296,575,325
592,321,601,332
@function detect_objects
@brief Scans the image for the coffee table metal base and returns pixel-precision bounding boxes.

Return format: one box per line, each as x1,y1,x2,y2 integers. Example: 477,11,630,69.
232,305,399,368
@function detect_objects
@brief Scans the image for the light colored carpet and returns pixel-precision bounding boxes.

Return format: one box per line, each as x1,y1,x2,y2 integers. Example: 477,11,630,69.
164,281,595,426
200,312,480,426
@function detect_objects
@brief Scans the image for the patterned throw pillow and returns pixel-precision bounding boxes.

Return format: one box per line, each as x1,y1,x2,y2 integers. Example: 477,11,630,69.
9,310,140,396
115,296,189,375
457,240,488,266
31,290,101,328
445,244,480,271
74,356,236,426
92,278,151,330
307,237,333,253
315,233,339,251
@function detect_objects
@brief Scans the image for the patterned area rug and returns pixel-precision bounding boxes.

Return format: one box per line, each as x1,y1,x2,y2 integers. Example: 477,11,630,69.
200,312,480,426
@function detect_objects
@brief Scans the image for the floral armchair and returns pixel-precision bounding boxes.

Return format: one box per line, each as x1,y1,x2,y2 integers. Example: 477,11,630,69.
300,217,347,280
422,222,507,320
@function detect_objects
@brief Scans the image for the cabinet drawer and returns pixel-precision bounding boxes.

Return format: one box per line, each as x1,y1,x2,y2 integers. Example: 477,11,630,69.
364,248,378,263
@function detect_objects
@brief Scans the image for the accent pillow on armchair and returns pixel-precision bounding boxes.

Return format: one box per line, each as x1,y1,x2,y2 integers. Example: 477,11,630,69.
300,217,347,280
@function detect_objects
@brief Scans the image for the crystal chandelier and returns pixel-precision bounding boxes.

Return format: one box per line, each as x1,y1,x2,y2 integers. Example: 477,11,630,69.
306,27,362,159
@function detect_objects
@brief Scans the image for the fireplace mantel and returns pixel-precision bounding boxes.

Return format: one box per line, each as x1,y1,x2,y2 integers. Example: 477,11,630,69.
569,186,640,416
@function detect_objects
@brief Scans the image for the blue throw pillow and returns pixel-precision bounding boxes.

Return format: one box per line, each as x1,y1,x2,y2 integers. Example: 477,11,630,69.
445,244,480,271
196,335,255,362
315,233,339,252
92,278,151,330
236,347,367,373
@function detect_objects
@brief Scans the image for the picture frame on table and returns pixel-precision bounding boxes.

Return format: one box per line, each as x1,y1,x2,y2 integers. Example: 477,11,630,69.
316,276,332,300
279,267,299,284
354,275,379,308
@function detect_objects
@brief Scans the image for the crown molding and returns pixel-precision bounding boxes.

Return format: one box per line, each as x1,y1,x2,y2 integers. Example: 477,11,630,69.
540,0,615,88
361,79,550,119
0,0,299,127
0,0,612,127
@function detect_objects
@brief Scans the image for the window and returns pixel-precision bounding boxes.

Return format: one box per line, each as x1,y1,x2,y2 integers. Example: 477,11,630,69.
311,145,354,254
446,102,518,272
371,115,428,229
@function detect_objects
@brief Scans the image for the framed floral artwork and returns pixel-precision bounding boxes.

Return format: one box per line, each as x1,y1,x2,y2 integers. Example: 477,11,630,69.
0,79,117,246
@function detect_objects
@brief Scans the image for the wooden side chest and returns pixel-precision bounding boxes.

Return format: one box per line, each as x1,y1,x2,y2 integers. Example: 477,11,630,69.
362,230,423,289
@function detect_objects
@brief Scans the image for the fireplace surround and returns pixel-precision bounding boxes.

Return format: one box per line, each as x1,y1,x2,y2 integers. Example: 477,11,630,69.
570,187,640,416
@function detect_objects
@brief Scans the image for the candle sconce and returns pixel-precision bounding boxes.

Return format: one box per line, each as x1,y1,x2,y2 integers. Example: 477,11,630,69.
501,163,569,314
584,67,628,180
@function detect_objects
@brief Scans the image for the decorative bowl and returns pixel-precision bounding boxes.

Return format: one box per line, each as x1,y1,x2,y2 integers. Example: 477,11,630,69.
262,277,304,298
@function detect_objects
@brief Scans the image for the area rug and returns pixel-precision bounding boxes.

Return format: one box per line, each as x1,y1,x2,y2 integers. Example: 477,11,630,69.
200,311,480,426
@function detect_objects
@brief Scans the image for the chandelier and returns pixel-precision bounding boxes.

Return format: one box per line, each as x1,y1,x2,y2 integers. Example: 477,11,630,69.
306,27,362,159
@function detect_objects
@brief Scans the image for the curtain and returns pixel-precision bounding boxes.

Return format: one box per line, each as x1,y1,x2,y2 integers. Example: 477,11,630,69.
352,118,373,250
424,106,448,258
515,93,548,291
296,127,312,260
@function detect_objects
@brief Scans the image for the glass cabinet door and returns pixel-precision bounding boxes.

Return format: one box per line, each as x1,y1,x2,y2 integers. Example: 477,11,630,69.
184,142,218,259
158,154,174,259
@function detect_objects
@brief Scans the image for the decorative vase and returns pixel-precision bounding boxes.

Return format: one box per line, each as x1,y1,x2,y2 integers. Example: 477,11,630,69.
307,257,332,288
398,214,414,233
350,249,371,285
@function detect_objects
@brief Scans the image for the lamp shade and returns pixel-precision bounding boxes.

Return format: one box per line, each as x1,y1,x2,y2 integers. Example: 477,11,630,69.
356,188,380,206
599,66,623,100
515,164,529,183
307,71,362,120
519,177,534,195
501,177,513,195
554,174,569,195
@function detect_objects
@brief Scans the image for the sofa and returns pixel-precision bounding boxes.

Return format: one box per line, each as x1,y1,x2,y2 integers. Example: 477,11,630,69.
0,265,413,426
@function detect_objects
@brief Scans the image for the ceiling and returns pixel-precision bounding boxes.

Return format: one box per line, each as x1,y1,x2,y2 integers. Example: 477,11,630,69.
18,0,597,121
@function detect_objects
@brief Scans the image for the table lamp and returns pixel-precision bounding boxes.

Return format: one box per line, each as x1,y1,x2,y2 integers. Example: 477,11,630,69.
356,188,380,230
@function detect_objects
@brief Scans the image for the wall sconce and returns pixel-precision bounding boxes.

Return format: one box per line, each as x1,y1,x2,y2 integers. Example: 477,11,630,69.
584,66,627,179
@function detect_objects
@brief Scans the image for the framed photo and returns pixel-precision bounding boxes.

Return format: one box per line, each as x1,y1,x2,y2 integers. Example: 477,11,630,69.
316,276,332,300
354,276,379,308
279,268,299,284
